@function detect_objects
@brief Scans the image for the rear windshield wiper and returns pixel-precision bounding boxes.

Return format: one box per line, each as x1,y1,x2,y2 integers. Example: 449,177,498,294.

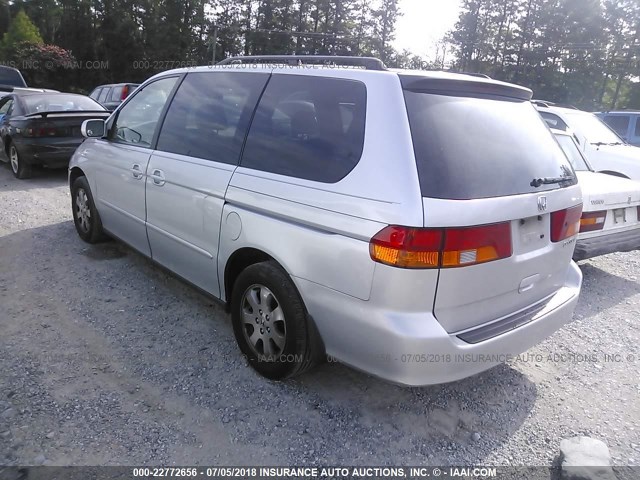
530,176,574,188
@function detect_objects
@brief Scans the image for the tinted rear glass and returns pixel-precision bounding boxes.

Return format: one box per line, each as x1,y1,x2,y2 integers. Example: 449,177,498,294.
241,75,366,183
22,94,105,114
0,67,26,87
404,92,575,199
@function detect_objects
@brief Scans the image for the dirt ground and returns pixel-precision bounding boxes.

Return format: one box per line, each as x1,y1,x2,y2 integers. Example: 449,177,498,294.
0,164,639,470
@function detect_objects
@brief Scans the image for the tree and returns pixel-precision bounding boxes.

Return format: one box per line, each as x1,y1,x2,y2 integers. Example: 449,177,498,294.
1,9,42,58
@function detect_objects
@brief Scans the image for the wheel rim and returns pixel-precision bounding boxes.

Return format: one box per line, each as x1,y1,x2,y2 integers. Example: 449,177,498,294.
9,146,18,174
241,284,286,358
75,188,92,233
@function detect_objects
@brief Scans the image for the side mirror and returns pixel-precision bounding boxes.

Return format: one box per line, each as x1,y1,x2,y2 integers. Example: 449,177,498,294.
81,119,106,138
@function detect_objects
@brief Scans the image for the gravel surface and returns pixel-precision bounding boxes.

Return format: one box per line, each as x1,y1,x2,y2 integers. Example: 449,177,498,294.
0,164,639,468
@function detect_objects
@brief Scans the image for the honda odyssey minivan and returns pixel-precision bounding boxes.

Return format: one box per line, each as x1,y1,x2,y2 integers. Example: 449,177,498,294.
69,56,583,386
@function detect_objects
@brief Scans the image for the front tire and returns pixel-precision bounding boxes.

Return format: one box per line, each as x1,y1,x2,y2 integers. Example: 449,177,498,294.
71,176,108,243
231,261,322,380
9,143,32,179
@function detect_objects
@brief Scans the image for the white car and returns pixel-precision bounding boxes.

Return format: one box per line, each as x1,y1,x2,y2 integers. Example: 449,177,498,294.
553,129,640,260
537,101,640,180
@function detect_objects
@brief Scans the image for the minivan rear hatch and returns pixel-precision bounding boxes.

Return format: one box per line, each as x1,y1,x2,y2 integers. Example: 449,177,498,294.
401,73,582,336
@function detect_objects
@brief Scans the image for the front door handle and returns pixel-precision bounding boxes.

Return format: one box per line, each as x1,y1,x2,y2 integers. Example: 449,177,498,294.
150,169,165,186
131,164,143,179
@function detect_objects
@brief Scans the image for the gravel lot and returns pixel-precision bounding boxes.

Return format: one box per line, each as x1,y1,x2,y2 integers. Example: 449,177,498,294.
0,164,639,470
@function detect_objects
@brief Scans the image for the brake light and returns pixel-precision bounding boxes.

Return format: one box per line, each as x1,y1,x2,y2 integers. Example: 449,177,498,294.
551,205,583,242
369,226,442,268
24,126,58,137
369,222,512,269
442,223,512,267
121,85,129,101
580,210,607,233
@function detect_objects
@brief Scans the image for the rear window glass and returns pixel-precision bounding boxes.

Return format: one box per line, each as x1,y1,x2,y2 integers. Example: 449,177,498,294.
603,115,630,137
22,94,104,114
0,67,26,87
241,75,366,183
404,92,576,199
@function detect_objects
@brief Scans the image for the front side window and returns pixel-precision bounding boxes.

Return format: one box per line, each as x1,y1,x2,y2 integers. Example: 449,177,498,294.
241,75,366,183
112,77,178,147
603,115,630,138
157,72,269,164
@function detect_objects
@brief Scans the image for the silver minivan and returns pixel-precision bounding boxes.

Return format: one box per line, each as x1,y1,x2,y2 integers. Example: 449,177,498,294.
69,56,583,386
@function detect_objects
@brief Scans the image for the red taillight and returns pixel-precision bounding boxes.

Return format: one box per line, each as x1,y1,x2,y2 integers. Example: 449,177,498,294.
442,223,513,267
551,204,583,242
580,210,607,233
121,85,129,100
369,222,512,269
24,126,57,137
369,226,442,268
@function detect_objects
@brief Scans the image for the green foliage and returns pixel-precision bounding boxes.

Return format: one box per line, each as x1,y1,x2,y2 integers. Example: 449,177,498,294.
449,0,640,110
1,9,42,58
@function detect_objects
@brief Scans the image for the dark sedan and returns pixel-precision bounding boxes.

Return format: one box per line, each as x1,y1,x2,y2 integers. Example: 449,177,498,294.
0,92,110,179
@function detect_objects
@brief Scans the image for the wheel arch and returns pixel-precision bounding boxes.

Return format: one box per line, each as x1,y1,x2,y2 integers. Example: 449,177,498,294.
69,166,86,189
223,247,279,307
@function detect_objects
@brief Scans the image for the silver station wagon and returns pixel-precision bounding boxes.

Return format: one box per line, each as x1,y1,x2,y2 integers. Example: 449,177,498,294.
69,55,583,386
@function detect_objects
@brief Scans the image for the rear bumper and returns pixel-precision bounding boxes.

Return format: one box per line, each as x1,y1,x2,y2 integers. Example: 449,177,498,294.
16,139,83,167
296,261,582,386
574,228,640,260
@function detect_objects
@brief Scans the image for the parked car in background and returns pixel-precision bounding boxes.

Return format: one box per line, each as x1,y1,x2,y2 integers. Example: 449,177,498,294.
0,91,110,179
535,100,640,180
595,111,640,147
0,66,27,88
89,83,139,111
69,55,583,386
552,129,640,260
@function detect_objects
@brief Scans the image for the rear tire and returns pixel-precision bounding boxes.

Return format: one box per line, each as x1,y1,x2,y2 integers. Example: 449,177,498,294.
231,261,322,380
9,143,32,179
71,176,108,243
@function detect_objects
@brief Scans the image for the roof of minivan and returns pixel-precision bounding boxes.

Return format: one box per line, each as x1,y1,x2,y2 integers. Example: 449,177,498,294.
148,63,532,100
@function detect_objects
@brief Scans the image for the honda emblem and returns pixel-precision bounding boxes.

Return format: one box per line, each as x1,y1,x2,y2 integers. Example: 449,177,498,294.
538,196,548,212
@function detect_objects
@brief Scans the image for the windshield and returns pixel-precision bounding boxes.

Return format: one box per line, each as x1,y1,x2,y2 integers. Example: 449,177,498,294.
563,111,622,145
22,94,105,114
404,92,576,199
554,134,591,172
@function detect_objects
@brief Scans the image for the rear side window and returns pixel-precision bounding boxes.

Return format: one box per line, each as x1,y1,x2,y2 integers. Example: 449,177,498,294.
404,92,575,200
241,75,366,183
603,115,630,137
157,72,269,164
635,118,640,137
